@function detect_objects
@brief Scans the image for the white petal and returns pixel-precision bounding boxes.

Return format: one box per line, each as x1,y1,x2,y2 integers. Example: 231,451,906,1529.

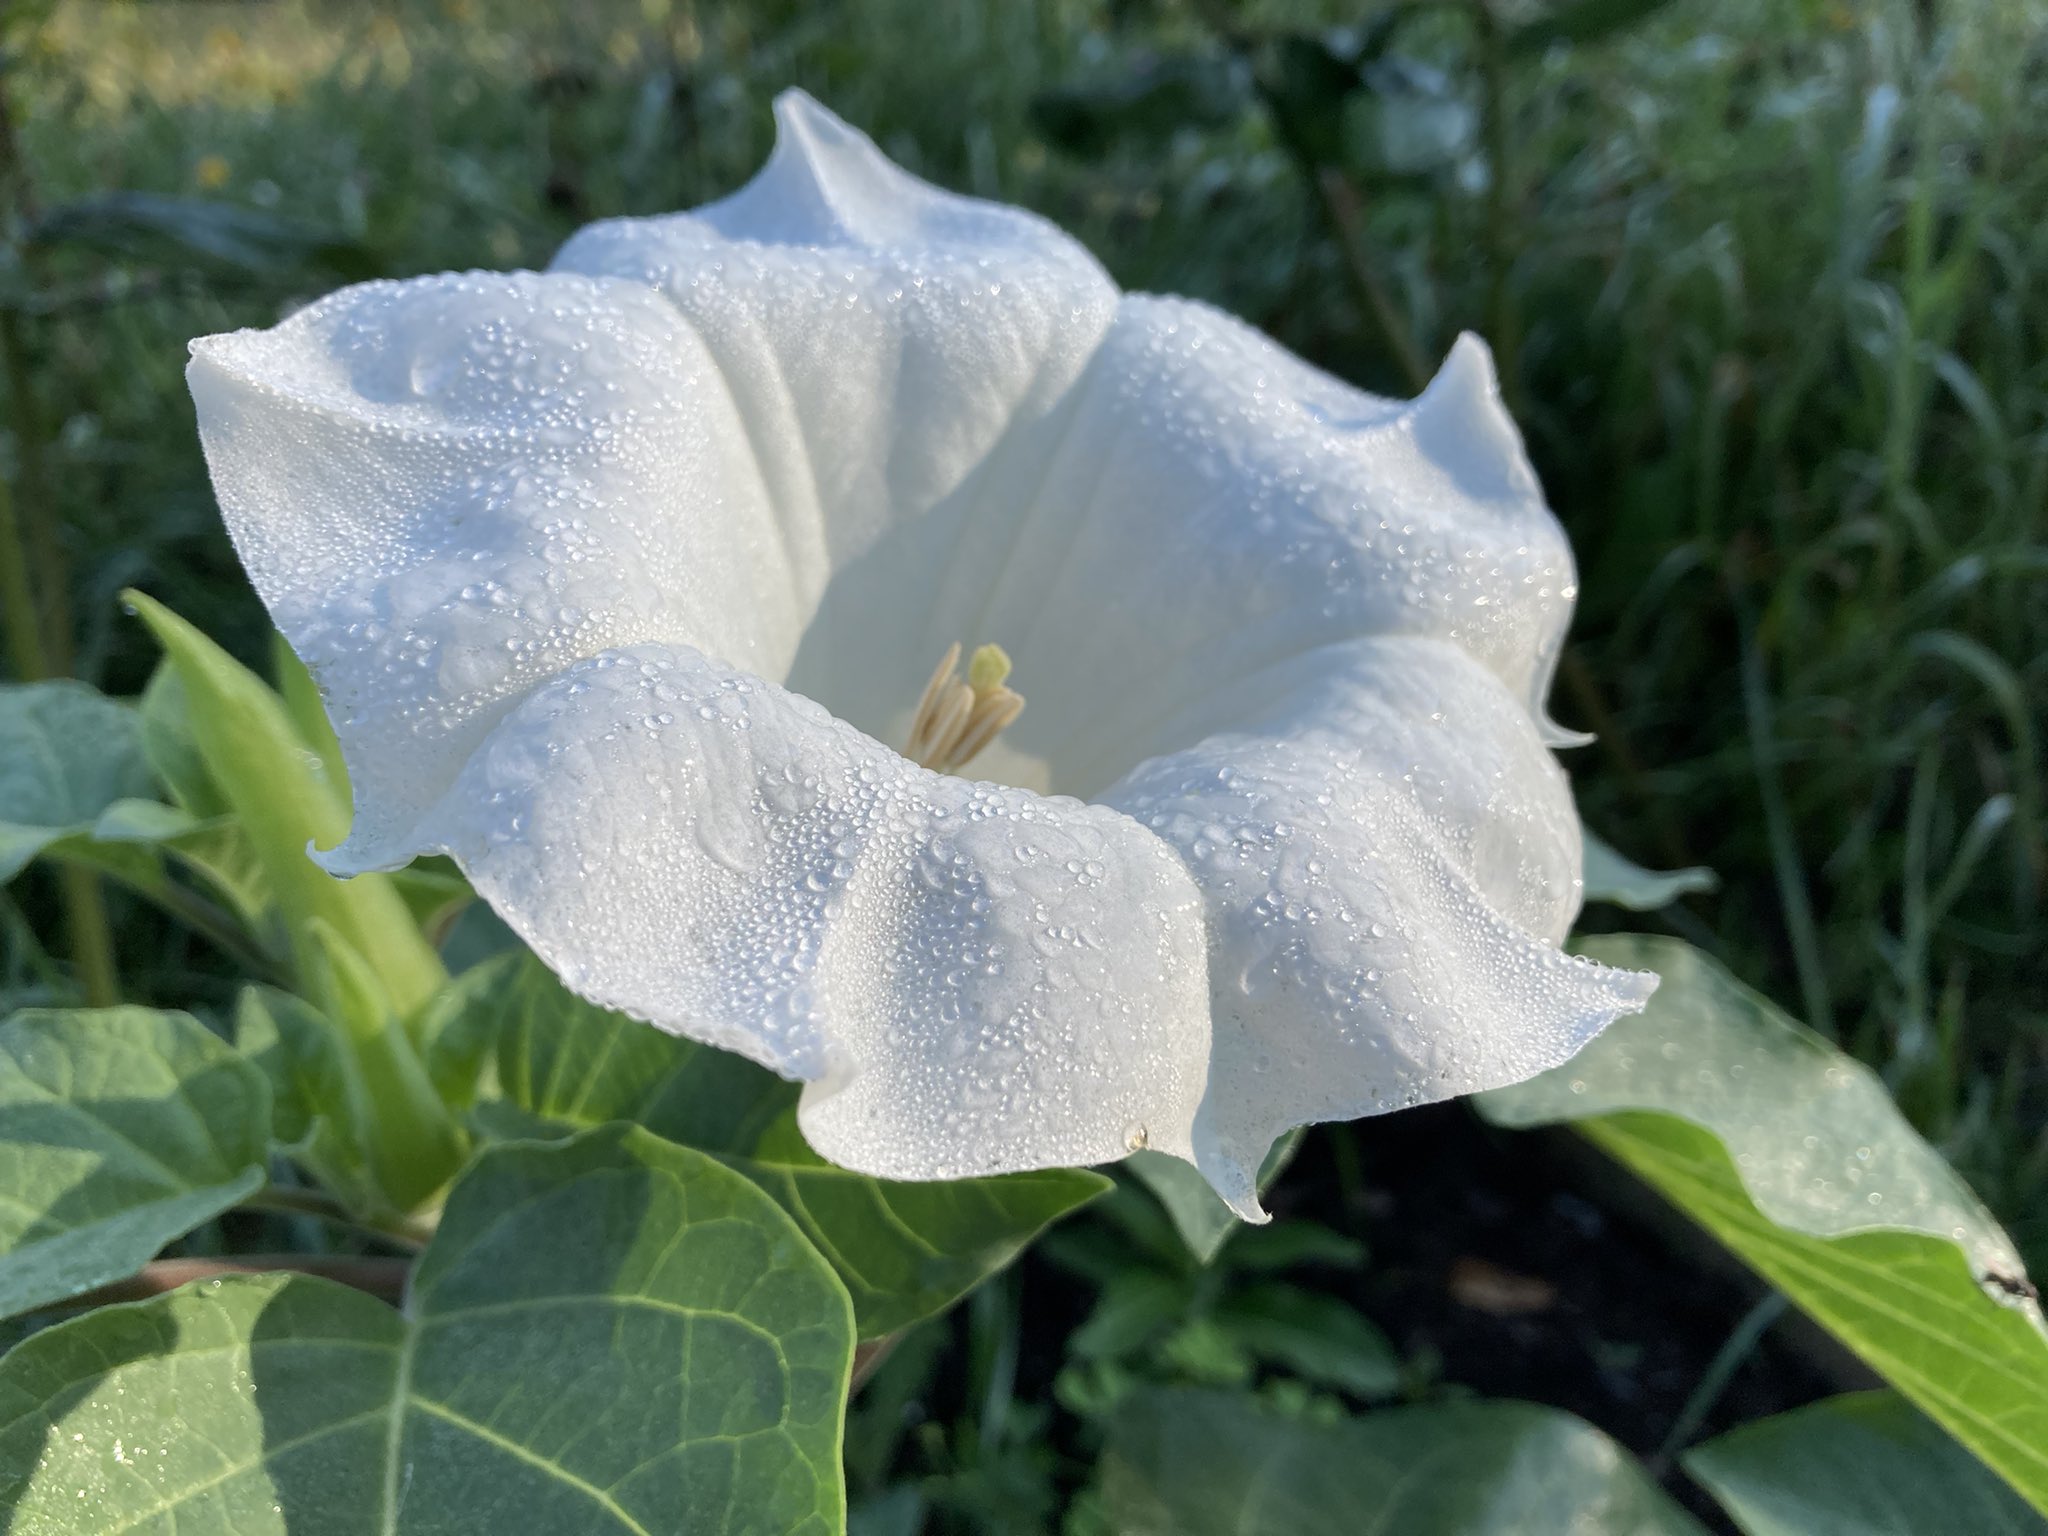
551,89,1121,743
948,301,1585,799
185,91,1644,1207
188,270,791,871
413,643,1212,1180
1105,637,1656,1210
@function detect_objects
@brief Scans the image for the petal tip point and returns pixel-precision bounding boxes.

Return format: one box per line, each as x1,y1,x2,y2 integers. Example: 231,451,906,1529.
1412,330,1538,503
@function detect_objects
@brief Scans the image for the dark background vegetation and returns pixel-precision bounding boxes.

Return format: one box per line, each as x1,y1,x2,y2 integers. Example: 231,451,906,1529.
3,0,2043,1528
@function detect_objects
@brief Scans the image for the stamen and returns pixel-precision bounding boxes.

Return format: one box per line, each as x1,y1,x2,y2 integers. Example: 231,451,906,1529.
905,641,1026,774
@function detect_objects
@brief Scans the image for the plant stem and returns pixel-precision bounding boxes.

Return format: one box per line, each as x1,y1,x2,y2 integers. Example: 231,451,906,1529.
56,865,118,1005
239,1184,439,1250
0,308,67,674
143,879,289,984
0,60,68,676
0,461,45,677
1650,1290,1789,1470
64,1254,414,1310
1472,0,1521,403
1316,167,1432,395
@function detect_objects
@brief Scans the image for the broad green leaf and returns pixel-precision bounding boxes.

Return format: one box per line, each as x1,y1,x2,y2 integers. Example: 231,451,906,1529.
1581,829,1718,910
38,798,277,945
138,661,230,819
1091,1387,1707,1534
1124,1130,1303,1265
715,1112,1108,1339
1685,1392,2047,1536
473,953,1106,1337
1212,1284,1399,1400
1478,935,2048,1515
0,1007,269,1318
0,681,156,882
0,1125,854,1534
1582,1114,2048,1515
125,591,445,1015
411,950,523,1110
477,951,792,1152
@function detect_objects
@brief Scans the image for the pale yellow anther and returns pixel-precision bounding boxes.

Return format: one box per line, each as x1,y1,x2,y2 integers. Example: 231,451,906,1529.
968,643,1012,692
905,640,1025,774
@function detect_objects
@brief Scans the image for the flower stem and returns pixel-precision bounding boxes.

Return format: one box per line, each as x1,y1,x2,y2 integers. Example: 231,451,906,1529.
239,1184,439,1250
1315,168,1432,396
63,1254,414,1310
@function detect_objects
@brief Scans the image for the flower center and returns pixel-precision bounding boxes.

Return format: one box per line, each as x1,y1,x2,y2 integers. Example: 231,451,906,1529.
904,642,1026,775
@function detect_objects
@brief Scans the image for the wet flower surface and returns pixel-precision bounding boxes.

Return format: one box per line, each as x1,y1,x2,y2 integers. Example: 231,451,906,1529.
188,90,1654,1214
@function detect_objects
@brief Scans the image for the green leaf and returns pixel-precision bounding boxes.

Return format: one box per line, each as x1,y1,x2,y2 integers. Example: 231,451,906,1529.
1212,1284,1400,1400
233,987,382,1216
716,1114,1109,1340
1124,1130,1303,1265
0,681,157,882
475,953,1106,1338
138,660,229,819
1218,1221,1366,1274
1478,935,2048,1515
0,1124,854,1534
1581,829,1718,910
1091,1387,1707,1534
1685,1392,2047,1536
411,951,523,1111
0,1007,269,1318
125,591,446,1015
1070,1270,1192,1362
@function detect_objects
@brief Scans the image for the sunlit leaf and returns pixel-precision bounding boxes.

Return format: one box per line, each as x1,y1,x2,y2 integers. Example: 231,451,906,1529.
1478,935,2048,1515
125,591,445,1015
469,953,1105,1337
0,1125,853,1534
0,682,156,883
0,1007,269,1318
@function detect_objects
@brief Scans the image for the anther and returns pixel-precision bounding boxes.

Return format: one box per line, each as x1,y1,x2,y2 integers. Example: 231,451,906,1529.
905,642,1025,774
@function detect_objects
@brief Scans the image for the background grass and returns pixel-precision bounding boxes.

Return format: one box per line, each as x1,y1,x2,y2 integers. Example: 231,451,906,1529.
2,0,2043,1518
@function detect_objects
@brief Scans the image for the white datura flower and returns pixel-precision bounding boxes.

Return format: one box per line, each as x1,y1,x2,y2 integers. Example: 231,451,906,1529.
188,90,1655,1217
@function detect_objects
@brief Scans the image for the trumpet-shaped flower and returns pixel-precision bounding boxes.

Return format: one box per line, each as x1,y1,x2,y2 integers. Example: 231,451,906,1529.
187,91,1654,1215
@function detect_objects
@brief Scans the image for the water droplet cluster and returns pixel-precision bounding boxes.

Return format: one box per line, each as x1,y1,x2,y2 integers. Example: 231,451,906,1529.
424,643,1210,1180
1492,941,2030,1291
